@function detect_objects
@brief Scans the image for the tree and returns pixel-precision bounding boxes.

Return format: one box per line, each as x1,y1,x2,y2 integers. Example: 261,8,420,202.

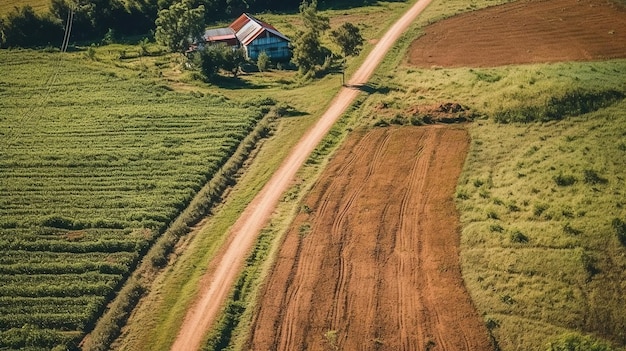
196,45,222,79
331,22,364,57
221,46,246,77
257,51,270,72
299,0,329,34
49,0,128,41
291,0,330,76
155,0,205,54
196,44,246,79
291,30,326,75
1,5,63,48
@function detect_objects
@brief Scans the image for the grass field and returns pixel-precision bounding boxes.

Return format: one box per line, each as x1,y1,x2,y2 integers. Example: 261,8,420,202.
458,103,626,350
0,49,265,350
0,0,49,14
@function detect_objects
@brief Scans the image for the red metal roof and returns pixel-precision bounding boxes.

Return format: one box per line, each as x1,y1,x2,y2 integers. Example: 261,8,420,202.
205,13,289,47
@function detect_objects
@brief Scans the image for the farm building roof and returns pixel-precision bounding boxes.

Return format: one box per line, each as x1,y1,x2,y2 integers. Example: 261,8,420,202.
229,13,289,46
204,13,289,47
204,27,236,42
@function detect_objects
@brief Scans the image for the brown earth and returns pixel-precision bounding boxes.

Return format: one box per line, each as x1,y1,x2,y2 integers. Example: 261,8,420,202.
248,126,493,351
409,0,626,67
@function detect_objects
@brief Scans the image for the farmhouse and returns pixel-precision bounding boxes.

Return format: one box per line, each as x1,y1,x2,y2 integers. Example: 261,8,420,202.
204,13,290,61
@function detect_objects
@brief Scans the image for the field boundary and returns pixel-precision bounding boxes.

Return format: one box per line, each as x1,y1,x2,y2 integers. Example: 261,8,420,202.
81,106,277,351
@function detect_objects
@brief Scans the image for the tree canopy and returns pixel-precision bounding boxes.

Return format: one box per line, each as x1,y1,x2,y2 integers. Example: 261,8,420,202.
155,0,205,54
195,44,246,79
291,0,331,76
330,22,364,57
299,0,329,34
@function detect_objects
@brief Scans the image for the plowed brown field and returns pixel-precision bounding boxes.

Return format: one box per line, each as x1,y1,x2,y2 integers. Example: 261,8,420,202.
249,126,492,351
409,0,626,67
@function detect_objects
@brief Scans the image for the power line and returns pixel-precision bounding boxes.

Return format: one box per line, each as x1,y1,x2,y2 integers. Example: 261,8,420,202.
1,7,74,146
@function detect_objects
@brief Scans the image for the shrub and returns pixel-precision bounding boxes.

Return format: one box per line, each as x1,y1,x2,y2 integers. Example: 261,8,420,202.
493,89,625,123
581,251,600,278
547,332,613,351
510,230,529,243
486,209,499,220
507,203,521,212
612,218,626,246
583,169,608,185
554,172,577,186
456,190,469,200
563,223,582,236
533,203,549,217
489,223,504,233
257,51,270,72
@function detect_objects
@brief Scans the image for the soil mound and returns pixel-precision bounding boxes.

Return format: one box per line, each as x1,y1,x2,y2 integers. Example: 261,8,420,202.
408,0,626,67
409,102,475,123
248,126,492,351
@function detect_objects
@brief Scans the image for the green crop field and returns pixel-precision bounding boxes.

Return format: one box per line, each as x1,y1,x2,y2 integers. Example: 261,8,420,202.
0,49,265,350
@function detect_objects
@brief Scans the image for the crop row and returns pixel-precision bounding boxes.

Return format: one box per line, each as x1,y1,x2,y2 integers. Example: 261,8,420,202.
0,327,80,350
0,227,146,241
0,312,94,331
0,281,117,298
0,238,143,253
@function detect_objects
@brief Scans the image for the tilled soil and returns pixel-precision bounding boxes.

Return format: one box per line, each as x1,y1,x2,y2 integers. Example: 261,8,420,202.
249,126,492,351
408,0,626,67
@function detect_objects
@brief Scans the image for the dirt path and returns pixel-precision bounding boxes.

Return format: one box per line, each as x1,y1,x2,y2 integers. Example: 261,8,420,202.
248,126,492,351
170,0,433,350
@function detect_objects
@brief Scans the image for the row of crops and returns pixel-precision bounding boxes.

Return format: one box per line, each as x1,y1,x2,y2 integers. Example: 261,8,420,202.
0,49,264,349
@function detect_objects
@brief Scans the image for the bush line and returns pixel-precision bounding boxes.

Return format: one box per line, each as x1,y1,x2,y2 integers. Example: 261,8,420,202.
493,89,624,123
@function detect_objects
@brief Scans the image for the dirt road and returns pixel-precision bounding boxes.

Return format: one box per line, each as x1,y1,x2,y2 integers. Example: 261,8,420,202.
170,0,433,350
249,126,492,351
